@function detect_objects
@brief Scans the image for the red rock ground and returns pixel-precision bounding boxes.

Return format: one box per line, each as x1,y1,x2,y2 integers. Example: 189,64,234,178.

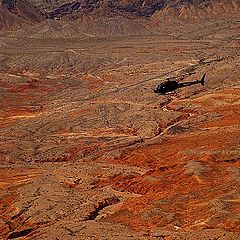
99,87,240,233
0,25,240,239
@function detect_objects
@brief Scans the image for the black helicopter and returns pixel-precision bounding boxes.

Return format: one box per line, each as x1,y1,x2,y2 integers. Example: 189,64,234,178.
154,73,206,94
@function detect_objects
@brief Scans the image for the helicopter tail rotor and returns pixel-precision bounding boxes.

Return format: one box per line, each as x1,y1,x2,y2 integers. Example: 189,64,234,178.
200,73,206,86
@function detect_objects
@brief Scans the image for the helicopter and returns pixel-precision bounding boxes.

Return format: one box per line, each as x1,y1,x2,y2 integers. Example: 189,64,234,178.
154,73,206,94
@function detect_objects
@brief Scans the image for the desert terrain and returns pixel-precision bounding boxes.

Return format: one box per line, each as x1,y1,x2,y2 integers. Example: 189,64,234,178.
0,0,240,239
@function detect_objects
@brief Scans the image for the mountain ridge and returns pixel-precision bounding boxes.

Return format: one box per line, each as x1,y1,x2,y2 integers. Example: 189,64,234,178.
1,0,239,30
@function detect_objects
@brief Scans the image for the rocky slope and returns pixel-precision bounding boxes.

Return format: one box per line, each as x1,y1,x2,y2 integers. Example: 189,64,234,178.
26,0,240,19
0,0,42,29
1,0,239,29
0,19,240,238
0,1,240,240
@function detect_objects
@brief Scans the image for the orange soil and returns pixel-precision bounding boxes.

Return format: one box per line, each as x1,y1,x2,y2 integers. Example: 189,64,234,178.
104,88,240,232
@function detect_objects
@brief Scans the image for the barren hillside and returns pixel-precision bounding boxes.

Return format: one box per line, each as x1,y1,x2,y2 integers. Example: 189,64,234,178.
1,0,240,29
0,1,240,240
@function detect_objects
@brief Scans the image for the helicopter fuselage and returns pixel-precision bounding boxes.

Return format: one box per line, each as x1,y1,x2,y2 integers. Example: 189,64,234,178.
154,74,206,94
